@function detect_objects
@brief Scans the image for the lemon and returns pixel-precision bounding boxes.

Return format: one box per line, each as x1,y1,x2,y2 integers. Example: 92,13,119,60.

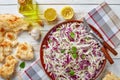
44,8,57,21
61,6,74,19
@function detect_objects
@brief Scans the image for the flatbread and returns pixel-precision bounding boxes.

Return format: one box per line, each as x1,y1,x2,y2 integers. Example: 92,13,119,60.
0,40,13,56
0,46,4,62
0,27,5,42
4,31,17,41
16,42,34,60
0,14,29,32
103,72,120,80
0,55,18,79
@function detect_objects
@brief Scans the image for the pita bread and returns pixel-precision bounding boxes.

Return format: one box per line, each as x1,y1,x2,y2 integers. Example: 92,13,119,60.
16,42,34,60
0,46,4,62
0,14,29,32
0,55,18,79
103,72,120,80
4,31,17,41
0,27,5,42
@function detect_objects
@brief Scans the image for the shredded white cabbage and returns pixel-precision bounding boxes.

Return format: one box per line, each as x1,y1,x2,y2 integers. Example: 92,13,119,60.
43,22,105,80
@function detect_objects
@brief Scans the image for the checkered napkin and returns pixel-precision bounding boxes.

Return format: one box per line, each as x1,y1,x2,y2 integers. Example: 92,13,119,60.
18,58,49,80
85,2,120,48
19,2,120,80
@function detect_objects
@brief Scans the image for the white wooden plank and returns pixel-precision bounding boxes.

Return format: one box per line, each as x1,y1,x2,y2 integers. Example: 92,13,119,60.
105,58,120,76
0,5,22,16
0,0,120,5
0,5,120,16
0,5,120,31
0,0,17,4
98,59,120,80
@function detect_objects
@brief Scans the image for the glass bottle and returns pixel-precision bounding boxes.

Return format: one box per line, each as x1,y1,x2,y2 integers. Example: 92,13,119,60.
18,0,42,26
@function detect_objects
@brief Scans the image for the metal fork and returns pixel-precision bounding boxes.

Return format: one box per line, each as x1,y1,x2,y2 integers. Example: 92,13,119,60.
83,18,114,64
83,18,117,55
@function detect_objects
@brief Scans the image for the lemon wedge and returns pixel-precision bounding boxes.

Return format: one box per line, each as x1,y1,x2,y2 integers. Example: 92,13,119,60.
61,6,74,19
44,8,57,21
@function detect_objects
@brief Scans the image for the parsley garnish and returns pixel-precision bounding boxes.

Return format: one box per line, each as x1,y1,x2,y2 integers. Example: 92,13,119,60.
70,32,75,39
72,53,77,59
72,46,77,54
61,49,65,53
85,37,90,40
69,46,78,59
20,62,25,69
69,70,75,76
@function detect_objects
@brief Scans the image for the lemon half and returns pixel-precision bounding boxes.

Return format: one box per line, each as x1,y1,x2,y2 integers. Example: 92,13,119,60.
61,6,74,19
44,8,57,21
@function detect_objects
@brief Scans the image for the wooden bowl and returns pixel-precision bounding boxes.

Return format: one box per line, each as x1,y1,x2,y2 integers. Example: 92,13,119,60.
40,20,106,80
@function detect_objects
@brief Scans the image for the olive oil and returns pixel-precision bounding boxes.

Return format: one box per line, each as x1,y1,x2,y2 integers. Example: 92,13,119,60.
18,0,42,25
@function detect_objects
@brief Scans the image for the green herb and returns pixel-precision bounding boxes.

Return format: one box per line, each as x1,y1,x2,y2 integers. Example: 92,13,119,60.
70,32,75,39
72,53,77,59
68,46,78,59
20,62,25,69
61,49,65,53
69,70,75,76
81,54,86,59
72,46,77,54
85,37,90,40
56,28,60,31
68,50,72,54
48,39,52,43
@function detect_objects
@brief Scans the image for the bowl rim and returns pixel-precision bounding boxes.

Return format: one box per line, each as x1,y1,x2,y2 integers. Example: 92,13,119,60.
40,20,107,80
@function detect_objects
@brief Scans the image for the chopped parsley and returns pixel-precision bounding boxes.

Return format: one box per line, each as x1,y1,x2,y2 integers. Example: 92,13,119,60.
72,46,77,54
70,32,75,39
69,70,75,76
61,49,66,53
72,53,77,59
69,46,78,59
85,37,90,40
20,62,25,69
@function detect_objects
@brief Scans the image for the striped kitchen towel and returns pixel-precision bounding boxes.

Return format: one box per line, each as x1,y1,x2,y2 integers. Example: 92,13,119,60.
19,2,120,80
18,58,49,80
85,2,120,48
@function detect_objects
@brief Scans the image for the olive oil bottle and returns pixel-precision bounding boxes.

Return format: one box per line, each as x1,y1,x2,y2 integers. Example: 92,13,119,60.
18,0,42,26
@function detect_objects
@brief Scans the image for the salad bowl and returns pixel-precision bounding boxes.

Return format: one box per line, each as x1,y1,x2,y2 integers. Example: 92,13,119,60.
40,20,106,80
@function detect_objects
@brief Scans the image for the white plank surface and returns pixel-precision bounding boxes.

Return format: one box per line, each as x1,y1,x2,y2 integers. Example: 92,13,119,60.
0,5,120,18
0,0,120,4
0,0,120,80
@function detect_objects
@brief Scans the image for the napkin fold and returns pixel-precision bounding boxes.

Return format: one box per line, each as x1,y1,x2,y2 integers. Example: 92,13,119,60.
19,2,120,80
18,58,49,80
85,2,120,48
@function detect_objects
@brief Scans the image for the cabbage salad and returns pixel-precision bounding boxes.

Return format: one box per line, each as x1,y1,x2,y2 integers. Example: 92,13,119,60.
43,22,105,80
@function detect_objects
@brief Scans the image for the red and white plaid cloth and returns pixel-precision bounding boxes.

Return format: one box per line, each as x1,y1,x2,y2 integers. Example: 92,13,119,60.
85,2,120,48
19,2,120,80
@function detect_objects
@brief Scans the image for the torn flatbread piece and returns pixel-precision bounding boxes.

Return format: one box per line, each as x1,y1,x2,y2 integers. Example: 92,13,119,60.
5,31,17,41
0,27,6,42
16,42,34,60
0,55,18,79
0,46,4,62
0,14,29,32
103,72,120,80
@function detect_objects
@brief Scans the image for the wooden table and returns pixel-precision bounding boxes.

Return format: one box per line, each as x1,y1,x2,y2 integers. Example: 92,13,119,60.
0,0,120,80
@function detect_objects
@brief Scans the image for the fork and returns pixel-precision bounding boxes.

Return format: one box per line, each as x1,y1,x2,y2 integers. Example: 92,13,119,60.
83,18,116,64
